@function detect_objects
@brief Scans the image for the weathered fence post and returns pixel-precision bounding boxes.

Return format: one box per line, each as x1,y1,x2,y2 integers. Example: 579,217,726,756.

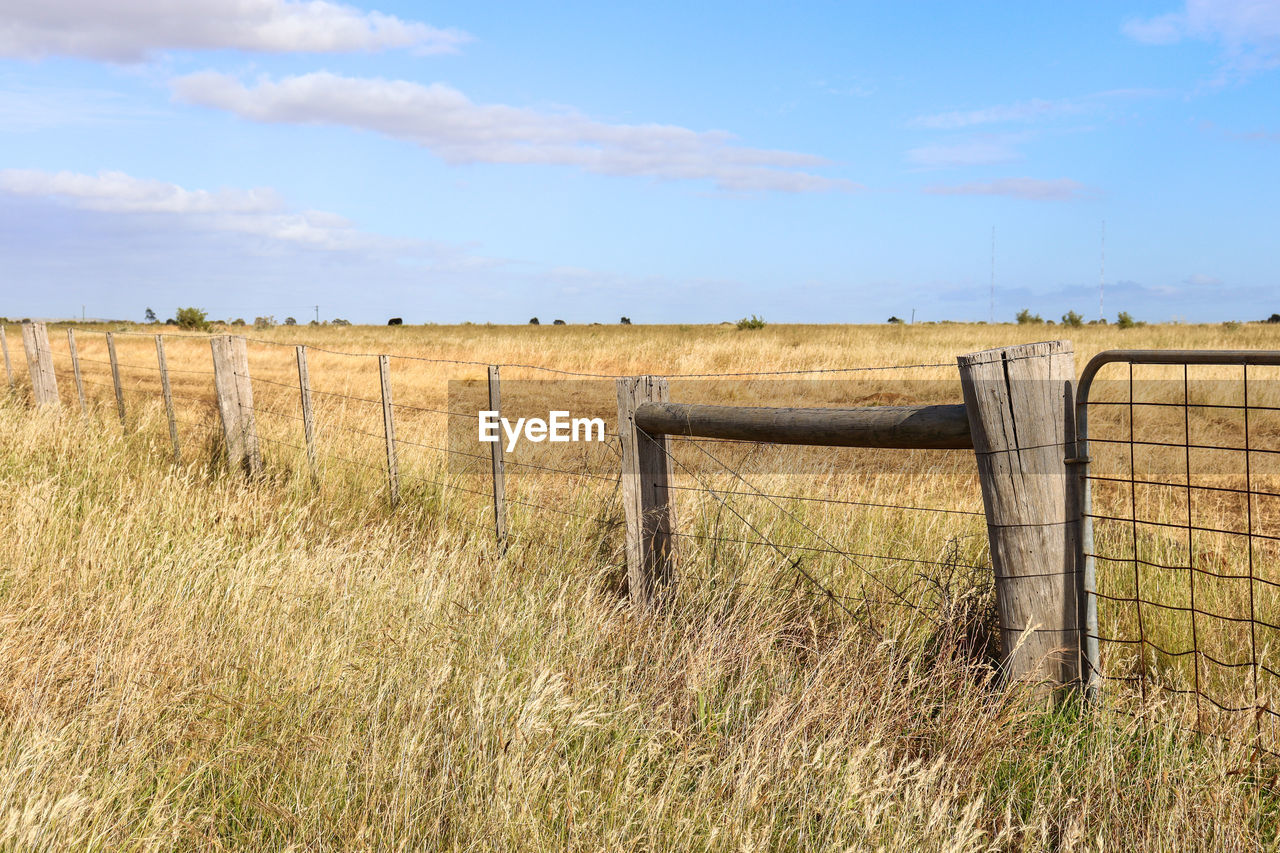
155,335,180,464
616,375,676,606
210,335,262,477
106,332,126,430
66,329,86,413
378,355,400,507
957,340,1080,691
487,365,508,550
20,321,59,406
1,325,13,390
295,346,319,482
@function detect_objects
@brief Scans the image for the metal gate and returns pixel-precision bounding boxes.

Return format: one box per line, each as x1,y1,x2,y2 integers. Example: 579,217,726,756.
1077,349,1280,752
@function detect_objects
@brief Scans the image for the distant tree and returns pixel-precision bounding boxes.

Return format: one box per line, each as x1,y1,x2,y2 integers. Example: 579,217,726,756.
736,314,766,330
309,319,319,326
387,317,403,326
284,316,297,326
1015,309,1044,325
620,316,632,325
254,316,274,330
144,307,157,323
553,319,566,325
1117,311,1137,329
887,316,903,324
331,318,351,326
174,307,211,331
529,317,540,325
231,318,246,326
1061,310,1083,327
1268,313,1280,324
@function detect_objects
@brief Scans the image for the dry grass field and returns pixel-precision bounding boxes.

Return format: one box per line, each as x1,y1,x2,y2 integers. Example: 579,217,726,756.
4,320,1280,849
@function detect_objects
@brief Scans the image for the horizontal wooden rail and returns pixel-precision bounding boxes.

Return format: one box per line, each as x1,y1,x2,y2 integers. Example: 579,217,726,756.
633,401,972,449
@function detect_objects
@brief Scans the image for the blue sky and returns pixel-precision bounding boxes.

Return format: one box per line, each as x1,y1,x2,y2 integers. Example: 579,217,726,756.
0,0,1277,324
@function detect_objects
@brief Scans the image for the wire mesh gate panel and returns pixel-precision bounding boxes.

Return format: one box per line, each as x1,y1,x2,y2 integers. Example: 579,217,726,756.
1079,350,1280,754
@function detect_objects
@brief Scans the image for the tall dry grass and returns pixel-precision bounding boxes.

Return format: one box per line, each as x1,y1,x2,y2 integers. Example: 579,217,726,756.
2,321,1280,848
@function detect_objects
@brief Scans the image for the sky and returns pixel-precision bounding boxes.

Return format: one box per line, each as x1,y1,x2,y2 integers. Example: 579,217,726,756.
0,0,1277,325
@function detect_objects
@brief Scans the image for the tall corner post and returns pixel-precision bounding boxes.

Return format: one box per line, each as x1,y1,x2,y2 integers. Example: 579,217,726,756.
957,340,1081,692
210,335,263,478
616,375,676,606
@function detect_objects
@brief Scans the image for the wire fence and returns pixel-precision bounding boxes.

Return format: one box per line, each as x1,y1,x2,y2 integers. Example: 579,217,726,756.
2,323,991,640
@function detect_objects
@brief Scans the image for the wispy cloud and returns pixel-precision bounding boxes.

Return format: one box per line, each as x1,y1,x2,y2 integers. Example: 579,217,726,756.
911,89,1165,130
1199,117,1280,143
911,98,1081,130
924,177,1091,201
0,82,160,130
0,0,469,61
1123,0,1280,78
906,133,1031,167
171,71,857,193
0,168,394,249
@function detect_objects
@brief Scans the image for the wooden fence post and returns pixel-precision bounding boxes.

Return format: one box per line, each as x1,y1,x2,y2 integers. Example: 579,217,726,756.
487,365,508,550
957,340,1080,691
210,335,262,477
106,332,126,430
1,325,13,390
296,346,319,482
378,355,400,507
155,335,180,464
616,375,676,606
66,329,86,413
20,322,59,407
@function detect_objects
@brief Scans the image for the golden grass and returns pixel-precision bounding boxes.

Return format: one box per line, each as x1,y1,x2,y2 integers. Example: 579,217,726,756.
3,320,1280,849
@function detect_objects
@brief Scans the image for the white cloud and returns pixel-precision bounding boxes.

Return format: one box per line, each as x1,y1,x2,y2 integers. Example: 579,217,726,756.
1124,0,1280,75
924,177,1090,201
0,0,468,61
171,71,856,193
906,133,1031,167
0,168,388,249
1184,272,1223,286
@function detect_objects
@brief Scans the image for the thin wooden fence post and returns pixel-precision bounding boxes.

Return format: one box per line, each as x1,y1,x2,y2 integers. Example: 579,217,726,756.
616,375,676,606
106,332,126,430
66,329,86,413
20,321,59,407
210,335,262,477
1,325,13,390
155,335,180,464
296,346,319,482
487,365,508,550
378,355,400,507
957,340,1080,692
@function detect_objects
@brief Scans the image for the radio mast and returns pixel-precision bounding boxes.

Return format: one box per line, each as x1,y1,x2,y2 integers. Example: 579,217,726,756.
990,226,995,324
1099,220,1106,323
